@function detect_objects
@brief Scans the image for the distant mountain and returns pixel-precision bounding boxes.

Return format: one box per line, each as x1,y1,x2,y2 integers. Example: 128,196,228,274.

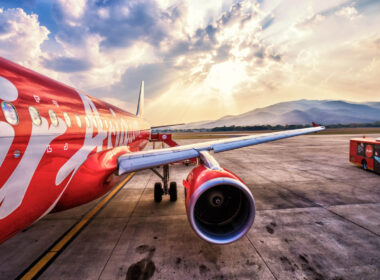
365,102,380,109
166,100,380,130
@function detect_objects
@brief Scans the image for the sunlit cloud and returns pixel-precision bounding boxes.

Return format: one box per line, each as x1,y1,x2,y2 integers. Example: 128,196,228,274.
335,6,359,20
0,8,49,68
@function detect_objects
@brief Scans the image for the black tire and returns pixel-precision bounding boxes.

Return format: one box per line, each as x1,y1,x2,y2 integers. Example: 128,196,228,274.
169,182,177,202
154,182,163,202
362,160,368,171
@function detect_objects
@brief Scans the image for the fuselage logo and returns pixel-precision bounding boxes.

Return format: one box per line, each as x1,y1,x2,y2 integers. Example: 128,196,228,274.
365,145,373,158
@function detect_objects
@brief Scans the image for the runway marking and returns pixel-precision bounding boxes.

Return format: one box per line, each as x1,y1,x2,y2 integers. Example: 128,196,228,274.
18,172,135,280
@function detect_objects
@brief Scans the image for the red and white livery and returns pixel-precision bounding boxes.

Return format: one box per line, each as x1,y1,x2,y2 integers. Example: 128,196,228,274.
0,57,325,244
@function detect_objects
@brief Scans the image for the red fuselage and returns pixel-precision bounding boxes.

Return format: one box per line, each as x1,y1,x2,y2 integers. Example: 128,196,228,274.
0,57,150,243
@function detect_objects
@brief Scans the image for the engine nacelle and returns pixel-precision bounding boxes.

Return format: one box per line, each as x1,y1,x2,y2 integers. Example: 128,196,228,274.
183,164,256,244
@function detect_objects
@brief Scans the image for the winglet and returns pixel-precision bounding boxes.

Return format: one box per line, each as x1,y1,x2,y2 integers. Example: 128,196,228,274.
136,80,144,117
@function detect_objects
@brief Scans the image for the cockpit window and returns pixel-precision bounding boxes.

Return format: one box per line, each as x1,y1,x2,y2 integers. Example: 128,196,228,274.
75,114,82,128
28,106,42,126
1,101,19,125
63,112,71,127
48,109,59,127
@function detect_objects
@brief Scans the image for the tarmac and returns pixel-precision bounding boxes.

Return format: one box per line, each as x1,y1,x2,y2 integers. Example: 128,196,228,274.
0,134,379,280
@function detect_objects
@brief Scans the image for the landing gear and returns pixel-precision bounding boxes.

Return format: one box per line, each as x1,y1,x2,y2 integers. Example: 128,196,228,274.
151,164,177,202
169,182,177,202
154,182,163,202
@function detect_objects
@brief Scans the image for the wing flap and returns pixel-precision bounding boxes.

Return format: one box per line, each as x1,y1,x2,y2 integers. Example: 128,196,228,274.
118,126,325,174
118,149,199,174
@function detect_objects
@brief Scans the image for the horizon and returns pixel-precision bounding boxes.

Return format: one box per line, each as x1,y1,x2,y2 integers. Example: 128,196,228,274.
0,0,379,125
182,99,380,124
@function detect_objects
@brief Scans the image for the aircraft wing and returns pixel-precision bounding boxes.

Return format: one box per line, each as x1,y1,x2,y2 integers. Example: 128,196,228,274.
118,126,325,174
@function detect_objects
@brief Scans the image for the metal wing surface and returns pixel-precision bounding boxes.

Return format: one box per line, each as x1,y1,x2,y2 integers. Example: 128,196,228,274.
118,126,325,175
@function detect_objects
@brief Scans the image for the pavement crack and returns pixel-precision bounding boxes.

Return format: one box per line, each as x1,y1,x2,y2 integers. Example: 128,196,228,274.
245,235,278,280
98,172,151,280
266,174,380,237
327,208,380,238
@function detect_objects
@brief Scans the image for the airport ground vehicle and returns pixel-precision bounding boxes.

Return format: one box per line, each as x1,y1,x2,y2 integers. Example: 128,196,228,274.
350,137,380,174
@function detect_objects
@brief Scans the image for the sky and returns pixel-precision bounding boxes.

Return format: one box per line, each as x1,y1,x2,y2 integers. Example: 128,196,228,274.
0,0,379,125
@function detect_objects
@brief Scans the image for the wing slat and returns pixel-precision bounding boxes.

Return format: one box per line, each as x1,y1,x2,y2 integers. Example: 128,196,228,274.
118,126,325,174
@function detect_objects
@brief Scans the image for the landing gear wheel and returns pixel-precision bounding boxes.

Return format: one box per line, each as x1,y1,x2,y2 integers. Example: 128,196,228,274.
169,182,177,202
154,182,163,202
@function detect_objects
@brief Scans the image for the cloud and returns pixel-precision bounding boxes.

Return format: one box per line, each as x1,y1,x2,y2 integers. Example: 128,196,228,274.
375,38,380,48
54,0,167,49
0,0,379,126
56,0,87,25
214,44,232,62
52,35,160,89
42,56,92,72
261,14,275,30
91,61,177,104
0,8,49,68
85,1,276,108
52,0,285,124
335,6,359,20
101,97,136,113
296,14,325,30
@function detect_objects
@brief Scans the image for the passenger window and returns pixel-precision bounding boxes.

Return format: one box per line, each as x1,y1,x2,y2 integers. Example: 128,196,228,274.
97,117,103,129
1,101,19,125
92,116,97,128
85,116,90,128
75,114,82,128
28,106,42,126
48,109,58,127
63,112,71,127
357,142,365,156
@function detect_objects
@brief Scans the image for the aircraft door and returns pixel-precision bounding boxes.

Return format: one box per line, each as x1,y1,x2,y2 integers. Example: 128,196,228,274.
374,144,380,174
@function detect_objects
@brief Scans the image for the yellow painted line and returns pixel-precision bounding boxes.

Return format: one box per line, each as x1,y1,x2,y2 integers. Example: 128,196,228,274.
20,172,135,280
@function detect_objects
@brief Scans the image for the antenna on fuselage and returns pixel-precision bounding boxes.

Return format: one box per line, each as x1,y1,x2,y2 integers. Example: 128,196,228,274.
136,80,144,118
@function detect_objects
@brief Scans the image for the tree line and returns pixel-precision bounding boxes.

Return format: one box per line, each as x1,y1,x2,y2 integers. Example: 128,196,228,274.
155,121,380,132
211,121,380,131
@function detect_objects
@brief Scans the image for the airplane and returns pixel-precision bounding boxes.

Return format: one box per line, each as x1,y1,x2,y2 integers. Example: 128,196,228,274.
0,56,325,245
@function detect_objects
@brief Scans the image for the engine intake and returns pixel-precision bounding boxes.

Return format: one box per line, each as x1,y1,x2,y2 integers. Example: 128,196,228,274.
185,165,256,244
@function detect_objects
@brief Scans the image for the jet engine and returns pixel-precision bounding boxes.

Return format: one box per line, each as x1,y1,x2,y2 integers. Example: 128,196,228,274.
183,161,256,244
